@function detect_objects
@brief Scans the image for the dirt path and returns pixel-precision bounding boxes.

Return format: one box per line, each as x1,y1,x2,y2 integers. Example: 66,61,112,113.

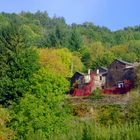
67,93,132,106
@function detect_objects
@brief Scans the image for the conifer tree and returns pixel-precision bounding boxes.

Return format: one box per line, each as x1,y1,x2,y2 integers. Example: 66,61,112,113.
0,22,39,105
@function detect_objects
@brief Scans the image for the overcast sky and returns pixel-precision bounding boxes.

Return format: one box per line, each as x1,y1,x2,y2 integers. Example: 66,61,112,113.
0,0,140,31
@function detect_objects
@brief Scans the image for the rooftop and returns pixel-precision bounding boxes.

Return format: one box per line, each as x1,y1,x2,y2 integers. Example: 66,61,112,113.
115,59,133,66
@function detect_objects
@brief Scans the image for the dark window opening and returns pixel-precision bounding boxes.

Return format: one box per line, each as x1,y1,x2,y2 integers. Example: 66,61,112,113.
100,76,102,81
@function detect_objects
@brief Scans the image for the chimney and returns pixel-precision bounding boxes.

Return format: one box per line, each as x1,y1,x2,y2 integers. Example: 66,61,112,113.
88,69,90,75
96,69,99,74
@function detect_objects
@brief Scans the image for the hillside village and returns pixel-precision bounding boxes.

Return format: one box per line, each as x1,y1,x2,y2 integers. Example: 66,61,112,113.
1,12,140,140
70,59,140,96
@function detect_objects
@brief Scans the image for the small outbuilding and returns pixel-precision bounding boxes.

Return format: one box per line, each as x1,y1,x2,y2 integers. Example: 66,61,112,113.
70,70,95,96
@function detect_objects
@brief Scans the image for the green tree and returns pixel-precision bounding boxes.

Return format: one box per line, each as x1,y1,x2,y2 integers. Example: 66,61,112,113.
39,48,83,77
0,23,39,105
88,42,114,69
128,40,140,60
80,46,92,68
68,26,83,51
0,106,14,140
10,68,71,139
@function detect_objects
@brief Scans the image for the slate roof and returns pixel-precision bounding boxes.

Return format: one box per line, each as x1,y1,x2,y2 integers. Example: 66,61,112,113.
75,71,85,76
115,59,133,66
100,66,108,71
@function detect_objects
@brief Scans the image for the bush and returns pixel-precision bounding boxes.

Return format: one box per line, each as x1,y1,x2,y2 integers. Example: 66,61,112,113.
72,103,89,117
92,88,102,96
10,68,72,139
96,105,125,125
0,106,14,140
126,93,140,123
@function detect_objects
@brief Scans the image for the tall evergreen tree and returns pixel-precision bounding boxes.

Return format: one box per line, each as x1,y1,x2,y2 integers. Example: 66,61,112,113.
0,23,39,105
69,27,82,51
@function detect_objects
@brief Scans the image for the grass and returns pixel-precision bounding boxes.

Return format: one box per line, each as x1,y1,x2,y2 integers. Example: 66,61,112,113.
20,89,140,140
48,120,140,140
85,95,104,100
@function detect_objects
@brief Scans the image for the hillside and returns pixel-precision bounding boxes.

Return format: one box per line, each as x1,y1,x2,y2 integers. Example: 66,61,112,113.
1,12,140,70
67,92,134,117
0,12,140,140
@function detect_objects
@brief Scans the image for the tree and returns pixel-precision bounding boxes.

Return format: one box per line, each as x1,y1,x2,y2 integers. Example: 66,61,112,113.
68,26,83,51
10,68,71,139
128,41,140,61
38,48,84,77
0,23,39,105
88,42,114,69
80,46,92,68
0,106,14,140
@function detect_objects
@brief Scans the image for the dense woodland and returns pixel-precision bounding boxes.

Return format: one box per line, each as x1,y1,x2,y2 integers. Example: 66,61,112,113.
0,12,140,139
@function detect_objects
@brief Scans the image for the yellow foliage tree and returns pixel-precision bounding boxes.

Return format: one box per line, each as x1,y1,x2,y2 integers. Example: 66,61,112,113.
0,106,14,140
110,45,128,58
38,48,83,77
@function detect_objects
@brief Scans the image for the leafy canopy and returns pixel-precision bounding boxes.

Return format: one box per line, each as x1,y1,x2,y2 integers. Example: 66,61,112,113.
10,68,71,139
0,22,39,105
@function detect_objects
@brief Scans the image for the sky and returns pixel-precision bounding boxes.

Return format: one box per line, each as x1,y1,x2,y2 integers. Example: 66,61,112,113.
0,0,140,31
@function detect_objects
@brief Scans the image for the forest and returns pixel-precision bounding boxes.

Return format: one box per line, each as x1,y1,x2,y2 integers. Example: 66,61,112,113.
0,11,140,140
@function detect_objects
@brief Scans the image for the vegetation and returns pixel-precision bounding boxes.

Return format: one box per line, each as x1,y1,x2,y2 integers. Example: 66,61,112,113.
0,106,14,140
10,68,72,139
49,120,140,140
0,11,140,140
0,22,39,105
38,48,84,77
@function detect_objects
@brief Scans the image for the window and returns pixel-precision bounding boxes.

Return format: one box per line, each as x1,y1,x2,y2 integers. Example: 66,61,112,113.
118,82,124,88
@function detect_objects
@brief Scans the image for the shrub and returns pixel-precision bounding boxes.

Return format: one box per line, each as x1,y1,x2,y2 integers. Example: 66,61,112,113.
92,88,102,96
10,68,72,139
0,106,14,140
96,105,125,125
127,93,140,123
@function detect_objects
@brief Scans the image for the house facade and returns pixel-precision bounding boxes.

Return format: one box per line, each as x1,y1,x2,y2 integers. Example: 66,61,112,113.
70,59,138,96
106,59,136,88
70,70,95,96
70,72,85,88
94,67,107,89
